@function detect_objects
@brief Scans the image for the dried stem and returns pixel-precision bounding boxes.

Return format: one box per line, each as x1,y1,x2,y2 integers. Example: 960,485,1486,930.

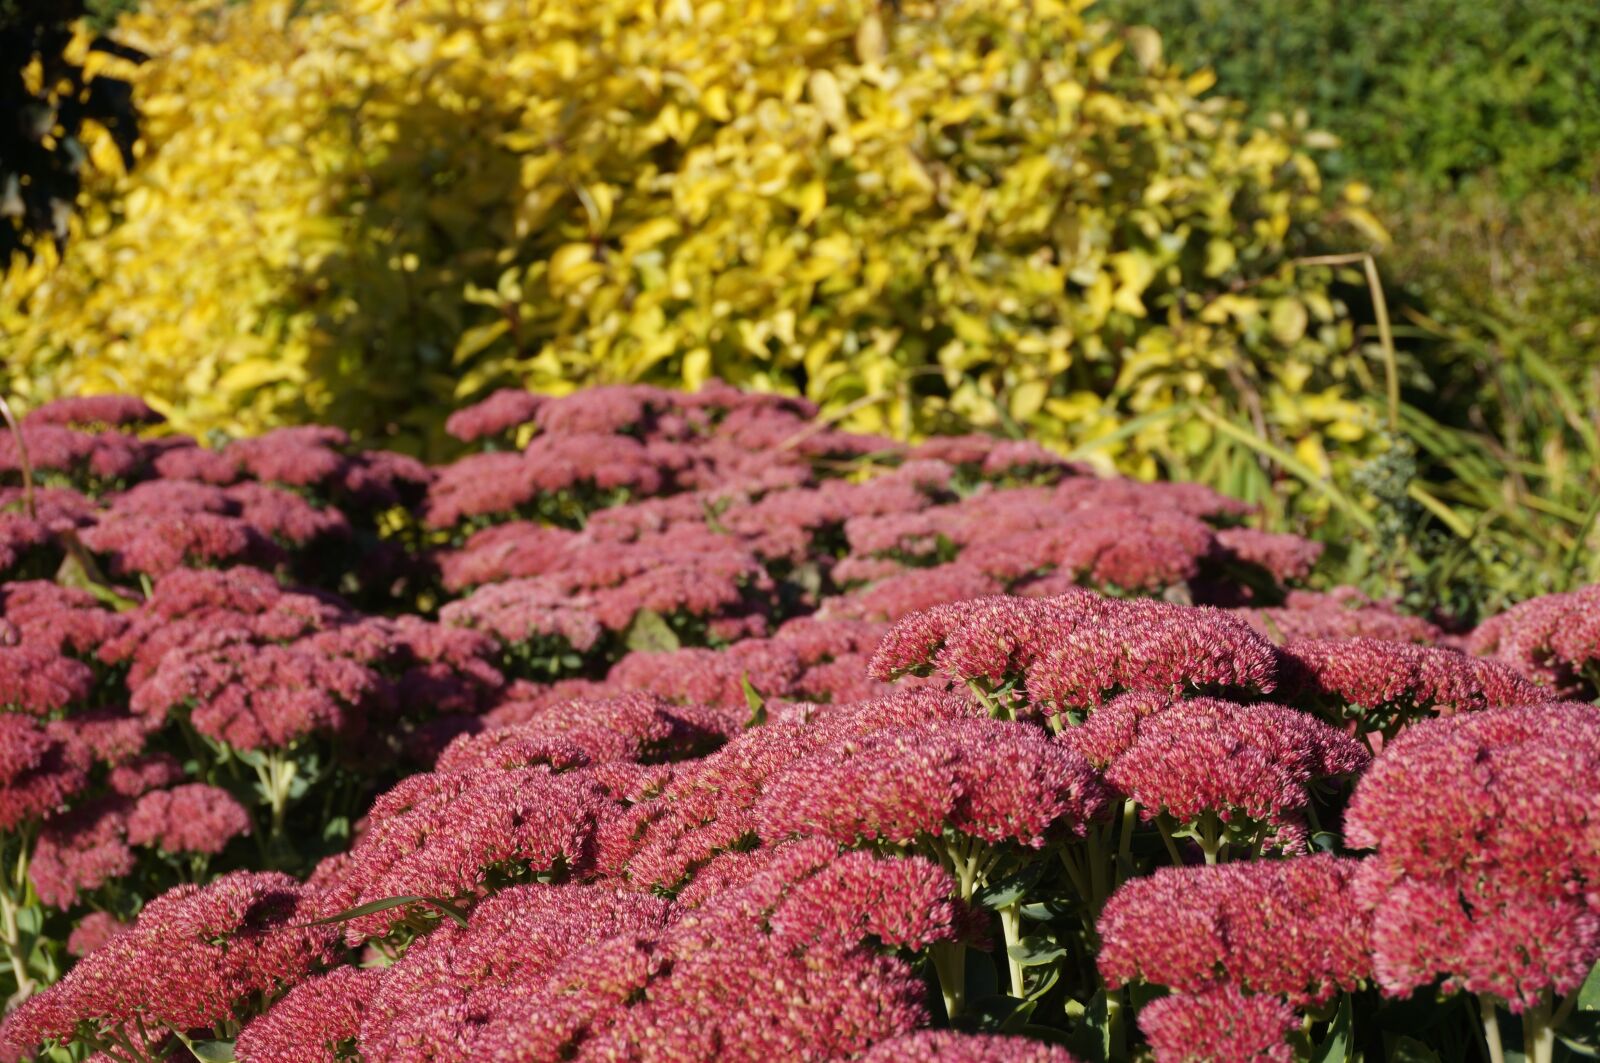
0,394,34,520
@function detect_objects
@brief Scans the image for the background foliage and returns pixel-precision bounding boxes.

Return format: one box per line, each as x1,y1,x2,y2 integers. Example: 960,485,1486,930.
3,0,1598,618
0,0,1384,496
1093,0,1600,615
1090,0,1600,196
0,0,141,260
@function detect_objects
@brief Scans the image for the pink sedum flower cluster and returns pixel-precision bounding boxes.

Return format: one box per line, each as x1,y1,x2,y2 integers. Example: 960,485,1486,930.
1066,694,1368,842
1097,855,1371,1005
2,872,335,1057
1345,702,1600,1010
1138,985,1299,1063
1467,583,1600,696
15,383,1577,1062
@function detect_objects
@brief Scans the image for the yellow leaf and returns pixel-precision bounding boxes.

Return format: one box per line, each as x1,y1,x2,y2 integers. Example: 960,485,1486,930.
856,14,886,66
453,319,511,365
549,243,600,291
682,348,711,390
1203,238,1236,278
1270,298,1309,345
1009,379,1049,422
217,359,298,393
808,70,848,131
622,217,680,256
797,181,826,227
1125,26,1163,72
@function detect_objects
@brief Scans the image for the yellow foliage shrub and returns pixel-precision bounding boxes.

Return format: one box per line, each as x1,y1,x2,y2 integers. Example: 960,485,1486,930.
2,0,1379,497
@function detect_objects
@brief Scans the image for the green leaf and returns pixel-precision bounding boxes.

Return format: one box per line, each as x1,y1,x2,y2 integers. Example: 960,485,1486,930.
1311,994,1352,1063
975,865,1040,910
742,672,767,729
1024,961,1061,1003
999,997,1039,1034
1579,957,1600,1011
624,609,680,653
187,1040,237,1063
967,994,1032,1032
1006,935,1068,968
1064,989,1110,1063
292,894,470,930
1384,1035,1441,1062
964,947,1000,1003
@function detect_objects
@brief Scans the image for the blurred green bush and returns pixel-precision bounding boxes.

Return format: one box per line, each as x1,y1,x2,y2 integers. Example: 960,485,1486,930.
1092,0,1599,195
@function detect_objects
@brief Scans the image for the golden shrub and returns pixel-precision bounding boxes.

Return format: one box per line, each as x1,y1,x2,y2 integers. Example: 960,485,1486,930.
3,0,1381,496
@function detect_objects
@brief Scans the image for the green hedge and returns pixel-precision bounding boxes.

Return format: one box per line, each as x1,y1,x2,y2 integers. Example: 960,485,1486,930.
1094,0,1600,195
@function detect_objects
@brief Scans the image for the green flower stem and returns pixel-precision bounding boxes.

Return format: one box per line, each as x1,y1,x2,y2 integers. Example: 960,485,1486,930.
1115,798,1136,882
1086,821,1109,910
254,751,299,842
1059,845,1091,901
930,940,967,1020
1479,996,1505,1063
0,828,37,1005
1155,814,1185,865
1195,814,1225,866
1105,986,1127,1062
1523,989,1560,1063
965,679,1010,721
998,900,1026,998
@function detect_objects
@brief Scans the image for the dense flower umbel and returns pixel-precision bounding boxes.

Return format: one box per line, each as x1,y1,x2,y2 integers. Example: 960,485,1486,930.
444,389,546,443
608,640,805,708
23,395,163,430
872,594,1284,718
315,766,615,943
349,842,963,1062
1467,583,1600,695
1066,694,1369,841
0,385,1382,1062
1138,985,1298,1063
30,797,134,909
755,717,1109,856
0,580,125,655
869,593,1104,690
860,1030,1084,1062
1344,702,1600,1009
1280,636,1548,740
0,715,87,831
125,784,252,856
1235,588,1443,644
357,884,674,1058
130,630,393,749
1213,527,1324,584
1097,855,1371,1005
65,912,129,958
438,578,605,655
1025,601,1282,715
465,692,740,764
0,641,95,715
0,872,336,1057
235,966,383,1063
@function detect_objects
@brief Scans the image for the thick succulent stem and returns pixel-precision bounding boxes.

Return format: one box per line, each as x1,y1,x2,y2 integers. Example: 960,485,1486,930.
1479,996,1505,1063
255,751,299,842
1105,986,1127,1062
930,941,967,1019
1523,990,1557,1063
998,900,1026,998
